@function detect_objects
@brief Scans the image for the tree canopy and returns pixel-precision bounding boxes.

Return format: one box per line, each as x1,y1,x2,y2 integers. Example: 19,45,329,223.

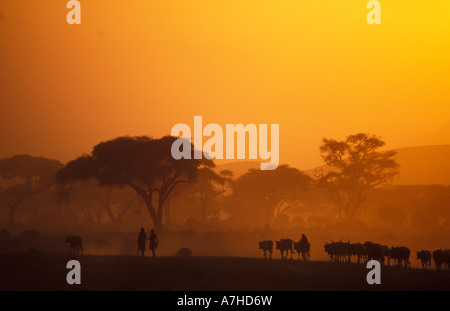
189,168,233,221
317,133,399,220
57,136,213,231
229,164,312,227
0,154,62,225
0,154,62,181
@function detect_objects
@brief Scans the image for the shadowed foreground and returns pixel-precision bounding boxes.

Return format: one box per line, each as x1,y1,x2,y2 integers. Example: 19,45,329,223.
0,253,449,291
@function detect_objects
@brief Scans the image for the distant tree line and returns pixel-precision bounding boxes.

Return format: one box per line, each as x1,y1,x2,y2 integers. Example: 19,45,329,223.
4,133,447,233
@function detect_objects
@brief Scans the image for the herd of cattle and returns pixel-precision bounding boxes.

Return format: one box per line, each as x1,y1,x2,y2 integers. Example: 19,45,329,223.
65,234,449,271
324,241,409,266
259,238,311,261
259,239,450,271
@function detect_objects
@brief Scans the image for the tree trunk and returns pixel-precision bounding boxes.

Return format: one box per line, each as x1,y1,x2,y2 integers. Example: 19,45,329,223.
155,199,164,232
144,197,164,232
165,199,172,227
201,201,207,222
8,198,23,226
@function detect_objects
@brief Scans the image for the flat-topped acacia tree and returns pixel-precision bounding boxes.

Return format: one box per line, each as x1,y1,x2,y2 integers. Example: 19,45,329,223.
0,155,62,225
57,136,213,231
230,165,312,226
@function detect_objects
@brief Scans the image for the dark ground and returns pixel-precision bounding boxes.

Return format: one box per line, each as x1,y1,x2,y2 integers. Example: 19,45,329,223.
0,253,449,291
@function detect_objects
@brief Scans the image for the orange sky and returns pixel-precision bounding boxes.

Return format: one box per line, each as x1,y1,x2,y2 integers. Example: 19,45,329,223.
0,1,449,169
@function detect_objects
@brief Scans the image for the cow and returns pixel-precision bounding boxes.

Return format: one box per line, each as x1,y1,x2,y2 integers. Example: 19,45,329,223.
350,243,364,263
324,242,336,262
65,235,84,256
416,250,432,269
382,245,391,266
276,239,294,259
324,241,346,262
259,240,273,259
364,242,384,264
433,249,446,271
340,241,352,263
445,249,450,270
390,246,410,268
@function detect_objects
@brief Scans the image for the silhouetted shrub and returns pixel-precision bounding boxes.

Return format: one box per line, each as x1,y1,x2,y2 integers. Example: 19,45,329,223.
175,248,193,257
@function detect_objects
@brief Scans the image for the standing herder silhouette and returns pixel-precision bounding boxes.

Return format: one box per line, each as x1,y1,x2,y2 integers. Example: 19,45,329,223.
149,229,159,257
300,233,309,246
137,228,147,257
300,233,311,261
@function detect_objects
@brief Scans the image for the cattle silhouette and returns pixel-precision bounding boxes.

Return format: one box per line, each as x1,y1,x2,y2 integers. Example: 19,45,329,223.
323,241,398,266
433,249,446,270
324,241,354,263
382,245,391,266
416,250,432,269
276,239,294,259
363,242,385,264
390,246,410,268
65,235,84,256
351,242,364,263
258,240,273,259
324,241,340,262
446,249,450,269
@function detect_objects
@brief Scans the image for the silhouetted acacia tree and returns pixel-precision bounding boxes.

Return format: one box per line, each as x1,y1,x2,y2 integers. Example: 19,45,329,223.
230,165,312,226
57,136,213,231
57,181,137,226
317,133,399,220
190,168,233,221
0,155,62,225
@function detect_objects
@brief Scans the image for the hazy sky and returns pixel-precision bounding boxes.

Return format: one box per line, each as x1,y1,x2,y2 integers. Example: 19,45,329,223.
1,1,449,169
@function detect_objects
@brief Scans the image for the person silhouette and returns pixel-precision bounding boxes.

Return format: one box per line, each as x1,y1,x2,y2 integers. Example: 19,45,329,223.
300,233,311,261
149,229,158,257
137,227,147,257
301,233,309,246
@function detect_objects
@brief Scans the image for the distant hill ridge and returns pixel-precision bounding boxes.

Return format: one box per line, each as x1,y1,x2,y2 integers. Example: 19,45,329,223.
215,145,450,185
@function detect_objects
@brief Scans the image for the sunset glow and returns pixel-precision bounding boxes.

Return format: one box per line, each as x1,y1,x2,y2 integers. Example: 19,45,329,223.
1,1,449,169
